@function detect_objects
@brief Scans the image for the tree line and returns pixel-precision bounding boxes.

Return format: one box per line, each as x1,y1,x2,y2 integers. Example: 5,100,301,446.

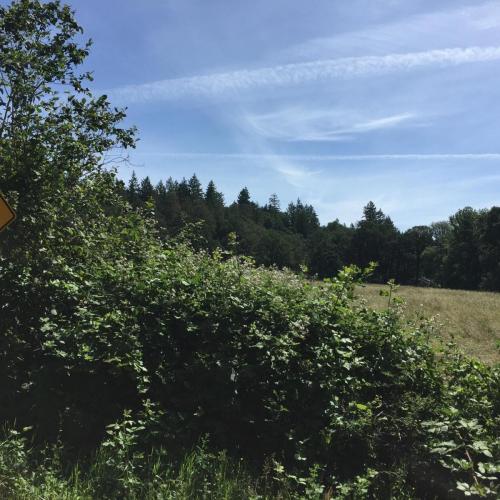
123,172,500,291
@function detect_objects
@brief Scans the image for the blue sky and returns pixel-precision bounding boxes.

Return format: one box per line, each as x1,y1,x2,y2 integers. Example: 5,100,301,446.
20,1,500,226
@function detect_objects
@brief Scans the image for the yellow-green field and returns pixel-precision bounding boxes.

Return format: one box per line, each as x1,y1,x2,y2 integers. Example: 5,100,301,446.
357,284,500,365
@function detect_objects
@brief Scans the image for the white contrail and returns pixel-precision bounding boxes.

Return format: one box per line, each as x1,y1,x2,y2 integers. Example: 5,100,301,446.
111,46,500,102
135,152,500,161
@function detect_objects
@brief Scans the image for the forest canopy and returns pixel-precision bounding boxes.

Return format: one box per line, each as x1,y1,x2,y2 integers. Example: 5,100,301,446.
124,173,500,292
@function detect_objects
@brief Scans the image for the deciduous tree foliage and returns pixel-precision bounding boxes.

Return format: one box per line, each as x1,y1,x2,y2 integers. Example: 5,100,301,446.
0,0,140,441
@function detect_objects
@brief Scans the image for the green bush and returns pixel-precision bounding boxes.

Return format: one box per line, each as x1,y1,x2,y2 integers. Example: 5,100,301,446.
2,231,498,497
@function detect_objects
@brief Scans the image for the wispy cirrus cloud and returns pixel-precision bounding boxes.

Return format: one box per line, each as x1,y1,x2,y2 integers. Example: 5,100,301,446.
135,152,500,162
109,46,500,103
285,1,500,60
244,107,418,141
269,161,321,188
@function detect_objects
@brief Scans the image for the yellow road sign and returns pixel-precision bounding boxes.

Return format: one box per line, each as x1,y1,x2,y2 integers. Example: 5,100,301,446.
0,193,15,232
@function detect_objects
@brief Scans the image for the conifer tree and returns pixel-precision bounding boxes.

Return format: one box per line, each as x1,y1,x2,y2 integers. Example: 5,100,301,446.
188,174,204,200
127,171,140,206
139,176,154,204
237,187,251,205
205,180,224,207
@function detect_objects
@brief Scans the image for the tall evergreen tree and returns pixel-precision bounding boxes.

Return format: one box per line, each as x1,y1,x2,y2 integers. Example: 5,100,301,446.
165,177,178,192
286,199,319,238
237,187,251,205
205,180,224,208
267,193,281,212
188,174,204,200
352,202,399,281
139,176,154,204
127,171,140,206
363,201,380,222
177,178,191,206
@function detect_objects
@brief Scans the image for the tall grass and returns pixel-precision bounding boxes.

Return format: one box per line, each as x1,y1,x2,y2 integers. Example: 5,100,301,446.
0,431,282,500
357,284,500,364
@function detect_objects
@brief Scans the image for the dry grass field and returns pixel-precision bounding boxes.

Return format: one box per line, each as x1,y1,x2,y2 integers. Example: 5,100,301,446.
357,284,500,365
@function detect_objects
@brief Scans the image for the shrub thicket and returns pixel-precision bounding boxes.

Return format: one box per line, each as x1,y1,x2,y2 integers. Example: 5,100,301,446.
1,227,498,497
